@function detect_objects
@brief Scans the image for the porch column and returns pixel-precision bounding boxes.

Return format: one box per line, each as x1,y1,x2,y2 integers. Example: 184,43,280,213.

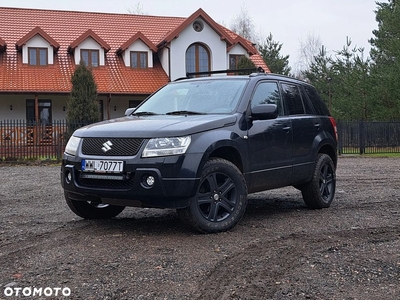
34,94,39,145
107,94,111,120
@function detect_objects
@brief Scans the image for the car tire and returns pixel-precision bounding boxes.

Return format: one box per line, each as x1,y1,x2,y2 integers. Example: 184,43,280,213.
301,153,336,209
65,191,125,219
177,158,248,233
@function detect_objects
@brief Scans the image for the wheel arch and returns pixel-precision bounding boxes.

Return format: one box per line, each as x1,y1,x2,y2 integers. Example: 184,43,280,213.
318,143,337,167
209,146,244,172
195,143,244,178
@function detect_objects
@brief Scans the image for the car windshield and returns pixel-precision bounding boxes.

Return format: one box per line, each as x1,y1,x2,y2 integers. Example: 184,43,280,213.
134,79,248,115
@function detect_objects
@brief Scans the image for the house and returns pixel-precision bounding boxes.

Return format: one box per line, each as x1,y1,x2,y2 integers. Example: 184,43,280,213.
0,6,269,123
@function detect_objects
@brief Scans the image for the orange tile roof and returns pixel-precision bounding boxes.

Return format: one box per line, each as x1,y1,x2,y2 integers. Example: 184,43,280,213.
0,7,269,95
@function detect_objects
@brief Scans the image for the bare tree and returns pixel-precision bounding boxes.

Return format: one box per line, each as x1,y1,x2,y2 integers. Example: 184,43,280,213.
230,6,257,42
127,2,148,15
296,32,323,73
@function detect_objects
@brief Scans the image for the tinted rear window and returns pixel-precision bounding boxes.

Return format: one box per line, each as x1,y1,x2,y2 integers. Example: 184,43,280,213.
304,85,330,116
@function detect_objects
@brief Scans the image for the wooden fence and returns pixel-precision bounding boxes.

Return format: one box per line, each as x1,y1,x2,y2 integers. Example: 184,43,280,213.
0,120,69,161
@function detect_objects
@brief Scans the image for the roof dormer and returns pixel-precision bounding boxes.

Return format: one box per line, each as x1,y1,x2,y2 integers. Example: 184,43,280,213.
15,26,60,65
68,29,110,67
227,36,257,56
116,32,157,68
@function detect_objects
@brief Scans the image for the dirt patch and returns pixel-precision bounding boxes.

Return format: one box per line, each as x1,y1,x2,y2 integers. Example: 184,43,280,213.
0,157,399,299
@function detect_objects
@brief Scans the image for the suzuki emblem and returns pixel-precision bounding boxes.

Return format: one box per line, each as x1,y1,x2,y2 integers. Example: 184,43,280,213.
102,140,113,153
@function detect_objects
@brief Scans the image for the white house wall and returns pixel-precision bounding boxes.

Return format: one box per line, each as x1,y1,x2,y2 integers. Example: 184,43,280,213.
0,94,147,121
22,35,54,64
0,94,67,121
227,44,249,66
159,47,170,80
168,20,228,81
74,37,105,65
122,40,153,68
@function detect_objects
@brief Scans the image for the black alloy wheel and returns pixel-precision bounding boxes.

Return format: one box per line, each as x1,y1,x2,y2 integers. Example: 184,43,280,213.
177,158,248,233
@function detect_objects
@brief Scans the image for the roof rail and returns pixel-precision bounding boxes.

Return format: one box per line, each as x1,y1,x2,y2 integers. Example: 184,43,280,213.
186,67,264,78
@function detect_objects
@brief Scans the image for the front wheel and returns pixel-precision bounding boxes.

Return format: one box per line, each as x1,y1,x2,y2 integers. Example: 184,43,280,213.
301,154,336,209
177,158,248,233
65,192,125,219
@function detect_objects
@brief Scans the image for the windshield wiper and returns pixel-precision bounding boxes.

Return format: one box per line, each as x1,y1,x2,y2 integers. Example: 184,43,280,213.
166,110,205,115
132,111,158,116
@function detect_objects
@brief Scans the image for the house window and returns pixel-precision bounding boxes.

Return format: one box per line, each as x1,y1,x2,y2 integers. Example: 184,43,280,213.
130,51,148,68
229,54,245,69
186,43,210,75
26,100,52,125
81,49,99,67
28,47,48,65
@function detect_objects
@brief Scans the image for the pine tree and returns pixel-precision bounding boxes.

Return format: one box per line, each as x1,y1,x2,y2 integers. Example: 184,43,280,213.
369,0,400,120
67,61,100,134
258,33,291,75
237,56,256,74
302,46,334,111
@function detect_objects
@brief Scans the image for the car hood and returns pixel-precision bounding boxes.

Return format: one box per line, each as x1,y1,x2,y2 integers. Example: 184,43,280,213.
73,114,238,138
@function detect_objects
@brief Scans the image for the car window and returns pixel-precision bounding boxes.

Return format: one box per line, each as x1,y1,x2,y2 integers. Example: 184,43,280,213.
300,86,315,115
135,79,247,114
251,81,282,115
281,83,305,115
303,85,330,116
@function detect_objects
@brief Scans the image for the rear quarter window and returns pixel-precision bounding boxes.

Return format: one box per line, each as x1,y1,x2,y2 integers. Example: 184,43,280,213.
281,83,305,115
304,85,330,116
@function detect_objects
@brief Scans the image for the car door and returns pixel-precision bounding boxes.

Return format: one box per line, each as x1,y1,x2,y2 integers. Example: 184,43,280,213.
246,80,293,192
280,83,321,183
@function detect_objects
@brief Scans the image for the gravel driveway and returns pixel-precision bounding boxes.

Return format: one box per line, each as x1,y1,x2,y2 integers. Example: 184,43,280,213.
0,157,399,299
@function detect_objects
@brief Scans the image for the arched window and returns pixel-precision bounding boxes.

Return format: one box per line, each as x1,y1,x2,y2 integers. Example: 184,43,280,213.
185,43,210,75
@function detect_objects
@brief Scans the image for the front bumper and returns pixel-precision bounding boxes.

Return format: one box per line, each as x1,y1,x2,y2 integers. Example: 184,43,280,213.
61,154,202,209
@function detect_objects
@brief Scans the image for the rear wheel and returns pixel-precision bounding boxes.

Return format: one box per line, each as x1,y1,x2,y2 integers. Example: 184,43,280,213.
301,154,336,209
177,158,248,233
65,192,125,219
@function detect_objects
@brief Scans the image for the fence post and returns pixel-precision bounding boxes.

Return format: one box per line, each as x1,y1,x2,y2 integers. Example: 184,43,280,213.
337,121,343,155
359,120,365,154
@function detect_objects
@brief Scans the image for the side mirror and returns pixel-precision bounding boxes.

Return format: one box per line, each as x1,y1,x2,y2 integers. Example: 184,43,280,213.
125,107,135,116
251,104,278,120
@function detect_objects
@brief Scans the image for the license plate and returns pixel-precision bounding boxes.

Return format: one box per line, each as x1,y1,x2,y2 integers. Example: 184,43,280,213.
82,160,124,173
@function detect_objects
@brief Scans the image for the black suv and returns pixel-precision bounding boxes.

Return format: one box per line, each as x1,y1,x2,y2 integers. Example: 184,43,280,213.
61,70,338,233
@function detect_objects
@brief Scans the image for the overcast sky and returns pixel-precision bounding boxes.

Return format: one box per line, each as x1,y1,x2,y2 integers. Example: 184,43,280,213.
1,0,384,70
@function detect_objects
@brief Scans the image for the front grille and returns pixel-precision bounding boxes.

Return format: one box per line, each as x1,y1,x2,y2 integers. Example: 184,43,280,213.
76,172,135,189
82,138,144,156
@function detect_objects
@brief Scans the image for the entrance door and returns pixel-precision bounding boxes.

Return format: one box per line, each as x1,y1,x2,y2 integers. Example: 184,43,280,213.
26,99,53,145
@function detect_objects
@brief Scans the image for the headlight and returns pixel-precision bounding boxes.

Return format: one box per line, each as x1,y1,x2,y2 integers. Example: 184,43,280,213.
64,136,81,156
142,136,191,157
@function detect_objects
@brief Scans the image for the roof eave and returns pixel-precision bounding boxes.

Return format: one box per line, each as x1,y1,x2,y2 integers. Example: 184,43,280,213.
15,26,60,51
69,29,111,53
159,8,234,47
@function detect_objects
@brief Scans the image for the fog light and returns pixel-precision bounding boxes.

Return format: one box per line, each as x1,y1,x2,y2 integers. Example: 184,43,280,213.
146,175,155,187
66,171,72,184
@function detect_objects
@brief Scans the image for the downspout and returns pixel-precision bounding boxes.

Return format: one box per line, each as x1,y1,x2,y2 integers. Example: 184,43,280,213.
165,46,171,82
